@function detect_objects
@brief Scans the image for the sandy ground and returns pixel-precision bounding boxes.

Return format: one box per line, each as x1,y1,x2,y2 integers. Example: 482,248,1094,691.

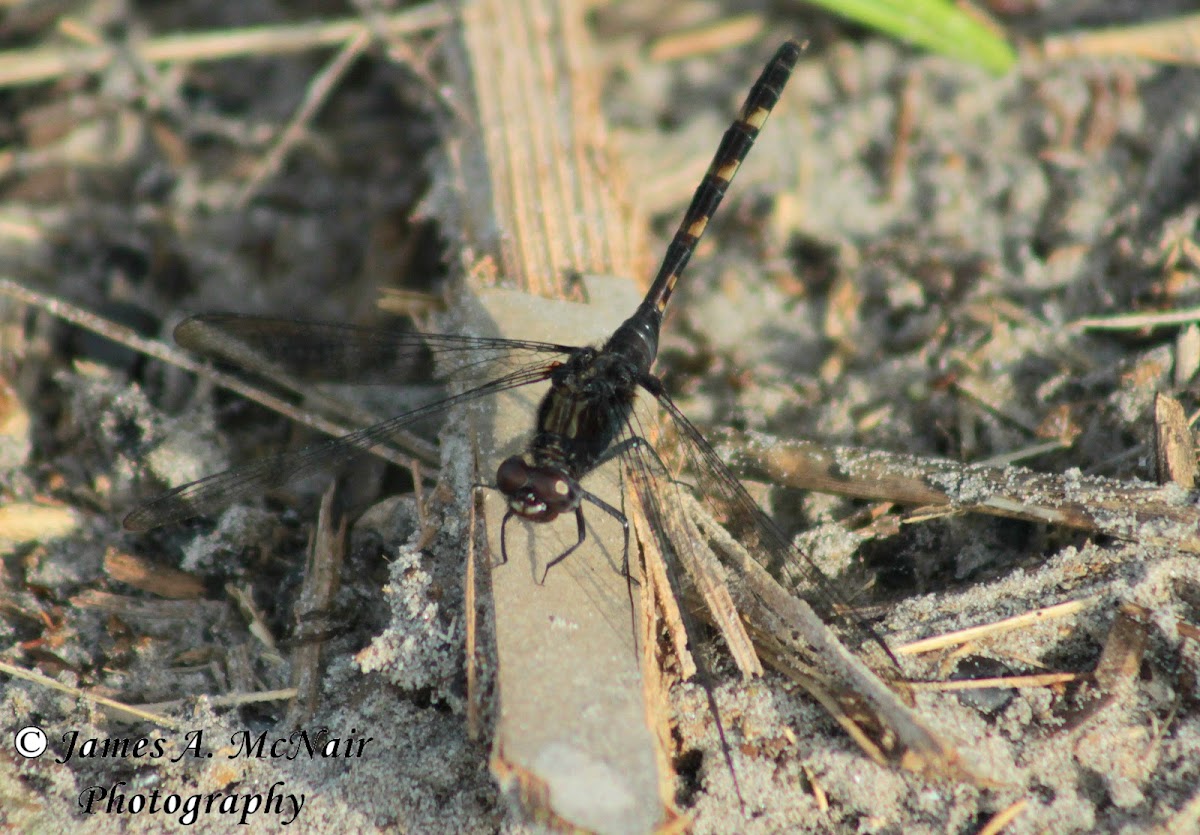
2,1,1200,833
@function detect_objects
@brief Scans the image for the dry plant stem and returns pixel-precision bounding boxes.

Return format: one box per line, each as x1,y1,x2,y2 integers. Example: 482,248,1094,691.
977,799,1029,835
898,599,1092,655
628,487,692,795
625,466,762,680
1053,603,1154,734
0,4,452,89
802,764,829,811
453,4,639,295
286,481,350,727
646,15,766,62
71,588,227,630
1154,392,1196,488
464,485,481,740
683,493,974,781
1074,306,1200,330
1092,604,1150,694
1041,13,1200,66
234,28,373,208
226,583,279,653
0,659,183,729
887,69,918,202
102,548,206,599
139,688,297,713
1175,324,1200,388
914,673,1077,691
0,277,436,471
723,434,1200,553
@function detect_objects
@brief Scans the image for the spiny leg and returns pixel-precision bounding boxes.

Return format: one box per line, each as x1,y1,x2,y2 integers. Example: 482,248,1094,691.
537,489,631,584
537,507,588,585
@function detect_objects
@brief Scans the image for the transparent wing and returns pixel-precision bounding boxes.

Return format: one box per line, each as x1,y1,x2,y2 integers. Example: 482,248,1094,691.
578,396,749,801
640,382,910,693
173,314,572,386
123,362,555,531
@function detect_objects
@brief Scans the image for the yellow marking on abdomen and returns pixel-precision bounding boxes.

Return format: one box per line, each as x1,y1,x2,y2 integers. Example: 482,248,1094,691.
742,106,769,130
714,158,741,182
656,274,680,310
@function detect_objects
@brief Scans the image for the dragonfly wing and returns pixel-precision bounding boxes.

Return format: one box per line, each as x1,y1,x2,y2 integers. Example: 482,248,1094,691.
123,363,553,531
173,314,572,385
646,386,911,693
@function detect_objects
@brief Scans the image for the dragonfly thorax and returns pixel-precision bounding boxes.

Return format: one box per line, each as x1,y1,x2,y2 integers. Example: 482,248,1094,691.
496,455,580,522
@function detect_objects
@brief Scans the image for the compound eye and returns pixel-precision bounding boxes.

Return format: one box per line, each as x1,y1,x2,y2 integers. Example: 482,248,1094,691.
530,471,576,510
496,457,529,492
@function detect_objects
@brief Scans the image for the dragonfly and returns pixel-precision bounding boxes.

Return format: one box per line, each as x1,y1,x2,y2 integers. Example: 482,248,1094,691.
124,39,908,802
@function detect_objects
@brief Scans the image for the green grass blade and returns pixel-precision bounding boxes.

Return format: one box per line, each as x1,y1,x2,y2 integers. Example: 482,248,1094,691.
802,0,1016,74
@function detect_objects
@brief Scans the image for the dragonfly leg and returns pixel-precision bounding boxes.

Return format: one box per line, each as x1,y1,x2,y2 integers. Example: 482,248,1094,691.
537,506,588,584
498,509,514,567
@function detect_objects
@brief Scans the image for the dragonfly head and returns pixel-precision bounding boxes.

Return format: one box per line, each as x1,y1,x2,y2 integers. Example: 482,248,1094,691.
496,456,579,522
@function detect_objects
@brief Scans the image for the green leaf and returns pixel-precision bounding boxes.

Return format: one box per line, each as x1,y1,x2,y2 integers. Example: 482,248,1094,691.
802,0,1016,74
